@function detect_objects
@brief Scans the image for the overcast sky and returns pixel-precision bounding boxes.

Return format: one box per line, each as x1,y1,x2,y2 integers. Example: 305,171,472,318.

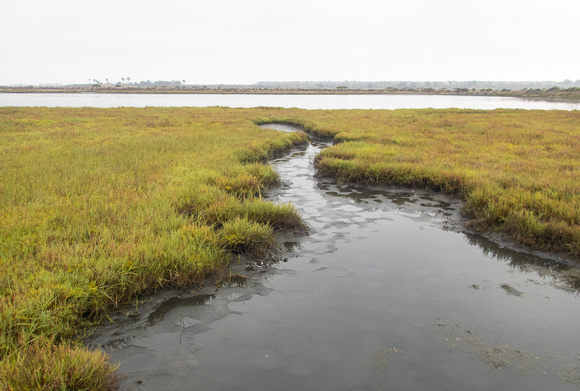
2,0,579,85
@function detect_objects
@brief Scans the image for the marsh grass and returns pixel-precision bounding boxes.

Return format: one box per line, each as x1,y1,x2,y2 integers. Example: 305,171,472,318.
1,106,579,389
1,339,122,391
0,107,307,389
307,109,580,256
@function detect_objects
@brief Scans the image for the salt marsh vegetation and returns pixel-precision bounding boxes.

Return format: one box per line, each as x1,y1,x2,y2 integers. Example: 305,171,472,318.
1,106,578,389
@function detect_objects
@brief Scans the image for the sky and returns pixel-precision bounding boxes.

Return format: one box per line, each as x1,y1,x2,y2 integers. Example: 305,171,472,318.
1,0,579,85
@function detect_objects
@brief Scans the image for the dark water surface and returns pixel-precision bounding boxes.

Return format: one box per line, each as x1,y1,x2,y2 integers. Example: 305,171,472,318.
88,125,580,390
2,92,580,110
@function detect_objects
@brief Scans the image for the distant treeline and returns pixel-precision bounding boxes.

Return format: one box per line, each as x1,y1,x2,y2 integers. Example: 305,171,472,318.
253,80,580,90
5,79,580,91
3,80,580,101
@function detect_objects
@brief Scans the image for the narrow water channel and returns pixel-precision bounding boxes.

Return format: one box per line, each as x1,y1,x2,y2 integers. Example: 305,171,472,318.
88,124,580,390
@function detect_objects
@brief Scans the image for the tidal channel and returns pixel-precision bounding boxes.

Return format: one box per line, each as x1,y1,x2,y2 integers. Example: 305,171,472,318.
88,124,580,390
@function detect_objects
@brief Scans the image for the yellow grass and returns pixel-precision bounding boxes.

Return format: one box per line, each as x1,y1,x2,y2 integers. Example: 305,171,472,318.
0,107,306,389
307,109,580,255
1,106,578,389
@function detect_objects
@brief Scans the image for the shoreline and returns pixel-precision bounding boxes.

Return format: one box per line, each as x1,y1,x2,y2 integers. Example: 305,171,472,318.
1,86,579,102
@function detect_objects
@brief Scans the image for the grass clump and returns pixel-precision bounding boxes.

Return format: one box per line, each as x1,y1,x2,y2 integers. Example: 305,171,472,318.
219,218,274,253
0,107,307,390
1,340,121,391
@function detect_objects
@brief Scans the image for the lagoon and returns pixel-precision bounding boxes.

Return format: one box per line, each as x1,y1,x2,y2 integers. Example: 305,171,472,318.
1,92,580,110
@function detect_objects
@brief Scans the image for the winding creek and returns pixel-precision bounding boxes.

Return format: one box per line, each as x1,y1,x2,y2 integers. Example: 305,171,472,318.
88,124,580,390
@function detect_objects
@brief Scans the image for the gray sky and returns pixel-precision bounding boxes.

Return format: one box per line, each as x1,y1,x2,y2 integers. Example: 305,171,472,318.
2,0,578,85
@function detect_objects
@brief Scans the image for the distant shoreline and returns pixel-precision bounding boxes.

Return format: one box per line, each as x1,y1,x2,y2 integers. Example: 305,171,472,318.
1,86,579,102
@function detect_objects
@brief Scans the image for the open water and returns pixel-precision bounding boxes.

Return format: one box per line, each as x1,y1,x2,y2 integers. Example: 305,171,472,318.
1,92,579,110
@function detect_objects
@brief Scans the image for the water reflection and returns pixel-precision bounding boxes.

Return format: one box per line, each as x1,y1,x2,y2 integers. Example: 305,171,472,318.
148,294,215,326
313,159,580,293
464,233,580,292
317,175,580,292
323,191,370,204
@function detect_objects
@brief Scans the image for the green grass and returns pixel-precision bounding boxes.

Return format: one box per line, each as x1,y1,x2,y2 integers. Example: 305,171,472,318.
307,109,580,255
1,106,579,389
0,107,307,390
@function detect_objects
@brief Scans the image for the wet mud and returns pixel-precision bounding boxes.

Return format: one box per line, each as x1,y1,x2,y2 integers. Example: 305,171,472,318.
88,124,580,390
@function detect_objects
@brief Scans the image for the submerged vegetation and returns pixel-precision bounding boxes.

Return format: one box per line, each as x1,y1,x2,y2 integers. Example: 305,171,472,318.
0,106,578,389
